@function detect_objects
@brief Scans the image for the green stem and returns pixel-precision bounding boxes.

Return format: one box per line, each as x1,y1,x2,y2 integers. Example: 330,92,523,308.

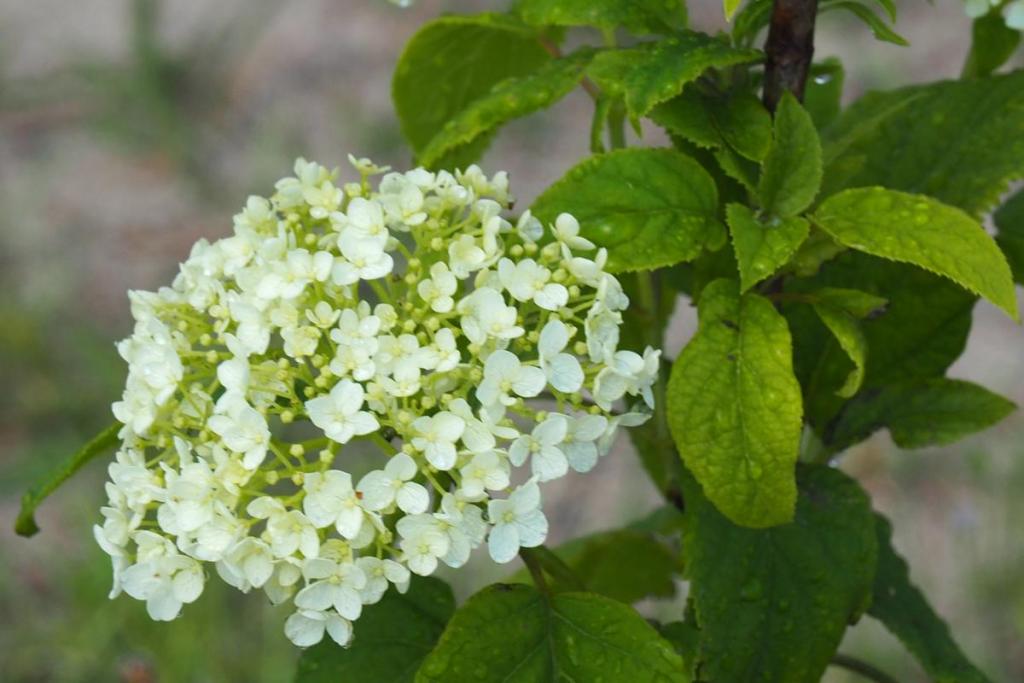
829,654,900,683
520,547,551,596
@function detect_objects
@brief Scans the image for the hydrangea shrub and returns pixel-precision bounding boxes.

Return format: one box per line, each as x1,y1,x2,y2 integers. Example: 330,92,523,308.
17,1,1024,681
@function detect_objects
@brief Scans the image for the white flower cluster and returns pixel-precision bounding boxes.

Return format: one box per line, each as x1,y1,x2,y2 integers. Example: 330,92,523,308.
95,156,659,648
965,0,1024,29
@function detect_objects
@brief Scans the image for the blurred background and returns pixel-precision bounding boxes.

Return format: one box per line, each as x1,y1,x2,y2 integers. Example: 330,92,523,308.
1,1,1021,681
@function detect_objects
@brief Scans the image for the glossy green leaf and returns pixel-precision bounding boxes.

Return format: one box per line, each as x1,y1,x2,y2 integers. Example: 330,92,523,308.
813,302,867,398
813,187,1018,320
727,203,809,292
822,70,1024,217
821,1,909,46
667,279,802,527
759,92,823,217
812,287,888,318
963,12,1021,78
995,187,1024,284
531,148,724,273
724,0,744,21
513,0,687,35
826,378,1016,453
419,50,595,168
415,585,687,682
295,576,454,683
650,89,772,161
16,422,120,536
684,466,878,683
392,14,549,170
869,515,993,683
587,34,761,119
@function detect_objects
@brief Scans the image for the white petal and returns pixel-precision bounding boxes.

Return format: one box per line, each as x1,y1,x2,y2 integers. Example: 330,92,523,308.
396,483,430,514
146,589,183,622
325,613,354,646
547,354,584,393
488,523,520,563
512,366,546,398
285,610,326,647
295,581,335,611
516,509,548,548
333,586,363,621
386,452,418,480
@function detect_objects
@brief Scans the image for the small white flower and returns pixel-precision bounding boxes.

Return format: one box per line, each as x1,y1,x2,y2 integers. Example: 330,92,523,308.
302,470,366,539
509,415,569,482
248,497,321,559
207,395,270,469
458,450,511,500
397,514,450,576
411,411,466,470
538,319,584,393
477,350,546,407
305,380,380,444
295,558,367,621
356,556,410,604
563,414,610,473
487,480,548,563
217,537,275,592
457,288,524,344
498,258,568,311
417,262,458,313
357,453,430,513
553,213,596,251
285,609,353,647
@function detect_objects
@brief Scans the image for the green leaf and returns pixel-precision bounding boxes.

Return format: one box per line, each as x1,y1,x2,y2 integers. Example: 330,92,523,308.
963,12,1021,78
813,302,867,398
667,279,802,527
826,378,1016,453
295,576,454,683
415,585,687,682
587,34,761,119
812,287,888,318
15,422,120,537
513,0,687,35
821,1,909,46
869,515,993,683
995,187,1024,284
804,59,845,129
727,203,809,292
785,253,975,432
650,89,772,161
813,187,1019,320
758,92,823,217
724,0,744,21
822,70,1024,217
392,14,550,170
419,50,595,168
531,148,724,273
684,466,878,683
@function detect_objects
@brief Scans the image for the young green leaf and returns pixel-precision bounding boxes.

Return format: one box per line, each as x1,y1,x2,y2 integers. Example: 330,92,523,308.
822,70,1024,217
415,585,687,682
531,148,724,273
820,1,909,46
294,576,454,683
16,422,120,537
727,203,810,292
995,187,1024,284
392,14,550,170
813,187,1019,320
683,466,878,683
813,302,867,397
513,0,687,35
963,12,1021,78
650,89,772,161
826,378,1016,453
587,34,762,119
758,92,823,217
869,515,994,683
419,50,595,168
812,287,888,318
723,0,744,21
785,253,974,432
667,279,803,528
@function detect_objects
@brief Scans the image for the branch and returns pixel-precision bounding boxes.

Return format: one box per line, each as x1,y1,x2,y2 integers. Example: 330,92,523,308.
829,654,900,683
762,0,820,112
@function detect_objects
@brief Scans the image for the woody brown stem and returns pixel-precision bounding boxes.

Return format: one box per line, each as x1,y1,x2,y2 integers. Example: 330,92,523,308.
762,0,819,112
